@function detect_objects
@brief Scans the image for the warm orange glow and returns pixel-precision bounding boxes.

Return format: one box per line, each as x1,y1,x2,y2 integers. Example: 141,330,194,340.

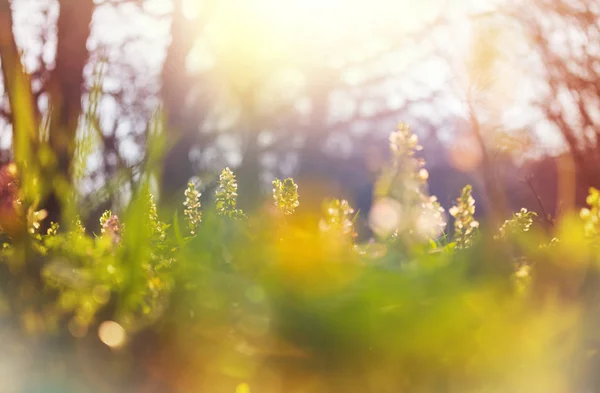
449,133,483,172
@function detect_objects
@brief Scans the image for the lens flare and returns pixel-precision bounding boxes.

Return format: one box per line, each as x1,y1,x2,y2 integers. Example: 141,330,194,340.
98,321,126,349
369,198,403,237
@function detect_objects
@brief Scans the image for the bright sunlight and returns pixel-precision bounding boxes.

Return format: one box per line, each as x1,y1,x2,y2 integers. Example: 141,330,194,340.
200,0,454,75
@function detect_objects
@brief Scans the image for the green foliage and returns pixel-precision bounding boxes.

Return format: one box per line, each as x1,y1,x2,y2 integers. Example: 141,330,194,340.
3,122,600,392
73,61,105,188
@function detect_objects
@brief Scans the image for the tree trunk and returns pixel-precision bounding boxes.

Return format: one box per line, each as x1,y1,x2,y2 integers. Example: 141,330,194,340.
467,101,508,228
44,0,94,224
159,0,197,206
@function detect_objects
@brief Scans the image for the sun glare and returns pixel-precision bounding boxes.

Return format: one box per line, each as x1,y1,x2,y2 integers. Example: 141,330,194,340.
198,0,453,92
207,0,448,46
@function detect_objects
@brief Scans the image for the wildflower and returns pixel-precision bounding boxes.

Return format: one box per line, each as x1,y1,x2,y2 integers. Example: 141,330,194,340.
418,195,447,239
147,192,166,241
70,216,86,239
581,187,600,238
100,210,112,233
273,178,299,215
389,123,422,158
46,222,59,237
216,168,245,219
184,181,202,235
513,258,532,295
27,208,48,235
320,199,355,237
515,264,530,278
0,163,24,238
373,123,446,241
449,185,479,248
495,208,536,240
100,210,122,244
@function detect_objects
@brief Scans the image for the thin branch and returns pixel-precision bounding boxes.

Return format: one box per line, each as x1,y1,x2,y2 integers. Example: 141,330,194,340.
522,173,554,228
